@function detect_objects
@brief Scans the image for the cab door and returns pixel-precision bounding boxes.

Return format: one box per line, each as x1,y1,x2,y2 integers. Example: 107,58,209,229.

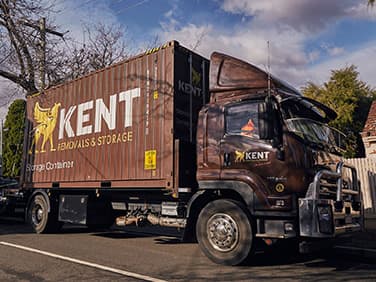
219,100,278,193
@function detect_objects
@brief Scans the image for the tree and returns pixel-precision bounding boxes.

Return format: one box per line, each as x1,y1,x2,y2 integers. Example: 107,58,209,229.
63,22,130,81
1,1,131,177
0,0,58,95
2,99,26,177
85,23,129,71
0,0,130,97
302,65,376,157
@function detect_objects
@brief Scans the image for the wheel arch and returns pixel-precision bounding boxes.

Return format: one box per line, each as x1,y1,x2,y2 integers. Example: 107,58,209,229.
195,198,254,265
183,180,255,242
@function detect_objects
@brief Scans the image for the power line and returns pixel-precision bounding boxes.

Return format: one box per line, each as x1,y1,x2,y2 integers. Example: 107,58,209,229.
113,0,149,16
55,0,99,14
55,0,141,16
18,18,66,92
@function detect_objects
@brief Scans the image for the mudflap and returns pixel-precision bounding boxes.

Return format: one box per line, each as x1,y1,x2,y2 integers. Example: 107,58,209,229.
58,194,115,227
58,195,88,225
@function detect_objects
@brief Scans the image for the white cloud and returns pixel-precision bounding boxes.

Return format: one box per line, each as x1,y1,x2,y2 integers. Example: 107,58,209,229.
157,0,376,90
158,3,310,85
51,0,121,45
345,2,376,20
305,41,376,88
320,43,346,57
220,0,376,32
0,0,123,119
308,50,321,62
0,79,24,121
159,22,312,86
2,0,375,124
328,46,345,56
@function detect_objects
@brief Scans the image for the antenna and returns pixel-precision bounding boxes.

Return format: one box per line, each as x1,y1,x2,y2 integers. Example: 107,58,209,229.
267,41,271,99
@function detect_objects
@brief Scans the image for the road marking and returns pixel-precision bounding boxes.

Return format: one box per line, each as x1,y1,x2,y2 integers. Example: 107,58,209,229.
0,241,167,282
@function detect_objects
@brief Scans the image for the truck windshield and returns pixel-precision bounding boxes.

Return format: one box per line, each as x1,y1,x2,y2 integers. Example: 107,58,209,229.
285,118,346,152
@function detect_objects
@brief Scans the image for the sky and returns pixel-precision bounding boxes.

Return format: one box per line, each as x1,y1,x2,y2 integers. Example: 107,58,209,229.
1,0,376,120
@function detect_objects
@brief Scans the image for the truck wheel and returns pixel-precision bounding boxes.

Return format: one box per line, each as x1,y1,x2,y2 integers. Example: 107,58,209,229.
196,199,254,265
28,195,61,234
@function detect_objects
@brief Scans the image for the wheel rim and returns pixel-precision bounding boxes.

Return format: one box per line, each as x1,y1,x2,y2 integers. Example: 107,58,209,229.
31,203,44,226
207,213,239,252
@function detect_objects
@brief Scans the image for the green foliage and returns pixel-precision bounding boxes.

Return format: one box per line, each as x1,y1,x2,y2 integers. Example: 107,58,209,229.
3,99,26,177
302,65,376,157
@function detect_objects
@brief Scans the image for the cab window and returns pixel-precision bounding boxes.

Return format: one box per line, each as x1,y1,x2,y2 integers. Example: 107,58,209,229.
225,102,260,139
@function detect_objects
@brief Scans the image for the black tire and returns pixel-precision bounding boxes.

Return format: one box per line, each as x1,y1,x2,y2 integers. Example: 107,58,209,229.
28,194,62,234
196,199,254,265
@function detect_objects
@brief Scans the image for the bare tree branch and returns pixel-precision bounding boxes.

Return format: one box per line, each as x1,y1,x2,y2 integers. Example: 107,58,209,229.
0,0,48,95
0,1,131,98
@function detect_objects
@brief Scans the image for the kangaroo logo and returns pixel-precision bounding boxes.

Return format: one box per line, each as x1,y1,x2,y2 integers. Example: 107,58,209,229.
234,150,245,163
29,102,61,154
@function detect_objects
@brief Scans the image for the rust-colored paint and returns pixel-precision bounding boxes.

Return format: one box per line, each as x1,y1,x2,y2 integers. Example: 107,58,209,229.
23,41,209,193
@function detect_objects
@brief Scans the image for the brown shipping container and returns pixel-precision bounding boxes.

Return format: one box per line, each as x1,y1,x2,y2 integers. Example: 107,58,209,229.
23,41,209,195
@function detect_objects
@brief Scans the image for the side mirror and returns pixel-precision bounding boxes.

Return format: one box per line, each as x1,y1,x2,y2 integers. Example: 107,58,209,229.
258,101,274,140
259,98,285,160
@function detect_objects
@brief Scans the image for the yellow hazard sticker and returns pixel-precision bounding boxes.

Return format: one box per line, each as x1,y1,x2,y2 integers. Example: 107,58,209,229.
153,90,159,100
145,150,157,170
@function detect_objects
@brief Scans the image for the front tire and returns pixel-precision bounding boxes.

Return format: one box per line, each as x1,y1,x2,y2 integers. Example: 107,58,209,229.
28,194,62,233
196,199,254,265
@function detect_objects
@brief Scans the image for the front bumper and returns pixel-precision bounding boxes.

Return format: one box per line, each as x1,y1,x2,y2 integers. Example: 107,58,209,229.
299,162,362,238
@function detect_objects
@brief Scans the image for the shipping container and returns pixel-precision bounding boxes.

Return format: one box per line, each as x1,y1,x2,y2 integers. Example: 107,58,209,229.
23,41,209,195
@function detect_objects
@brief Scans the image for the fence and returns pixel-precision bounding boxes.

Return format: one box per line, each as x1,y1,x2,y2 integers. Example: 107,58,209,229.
346,158,376,215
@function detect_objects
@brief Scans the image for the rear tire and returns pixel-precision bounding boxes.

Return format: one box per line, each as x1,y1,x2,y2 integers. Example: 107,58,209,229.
196,199,254,265
28,194,62,234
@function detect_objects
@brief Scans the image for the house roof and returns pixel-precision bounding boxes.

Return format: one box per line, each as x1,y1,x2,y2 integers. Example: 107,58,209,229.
362,100,376,138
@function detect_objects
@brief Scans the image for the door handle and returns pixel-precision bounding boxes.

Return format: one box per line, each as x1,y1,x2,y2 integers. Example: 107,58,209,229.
224,152,230,167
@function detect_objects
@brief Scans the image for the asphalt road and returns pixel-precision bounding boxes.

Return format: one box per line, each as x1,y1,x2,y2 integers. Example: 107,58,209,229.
1,217,375,282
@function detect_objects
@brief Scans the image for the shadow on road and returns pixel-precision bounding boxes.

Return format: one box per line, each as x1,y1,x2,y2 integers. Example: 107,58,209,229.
163,244,376,281
159,245,376,282
154,237,186,245
1,217,375,282
243,242,376,267
0,216,32,235
93,231,156,239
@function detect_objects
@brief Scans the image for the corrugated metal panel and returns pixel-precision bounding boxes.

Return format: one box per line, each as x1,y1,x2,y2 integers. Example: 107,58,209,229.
24,42,180,190
346,158,376,214
23,41,210,193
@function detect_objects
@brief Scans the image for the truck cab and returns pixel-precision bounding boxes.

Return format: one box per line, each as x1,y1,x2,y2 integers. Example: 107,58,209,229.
192,52,362,265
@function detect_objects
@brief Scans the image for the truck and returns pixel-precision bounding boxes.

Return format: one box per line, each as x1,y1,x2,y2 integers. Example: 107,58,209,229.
0,41,362,265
